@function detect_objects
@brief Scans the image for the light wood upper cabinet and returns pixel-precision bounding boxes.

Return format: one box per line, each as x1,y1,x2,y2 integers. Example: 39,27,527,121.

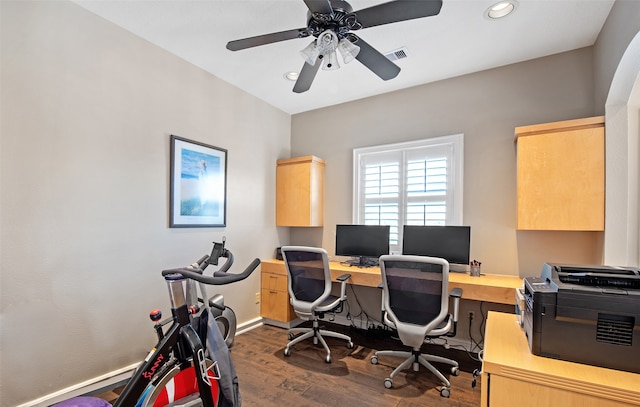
276,155,325,227
515,116,605,231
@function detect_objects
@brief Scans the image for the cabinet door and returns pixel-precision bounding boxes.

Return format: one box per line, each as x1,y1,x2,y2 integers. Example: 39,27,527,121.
276,156,324,227
516,117,604,231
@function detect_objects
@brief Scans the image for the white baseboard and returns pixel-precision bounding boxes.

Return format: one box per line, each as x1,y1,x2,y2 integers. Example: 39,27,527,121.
236,316,263,334
15,363,138,407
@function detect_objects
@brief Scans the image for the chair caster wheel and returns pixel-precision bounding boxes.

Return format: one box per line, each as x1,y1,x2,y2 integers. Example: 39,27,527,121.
288,332,295,340
451,366,460,376
384,378,393,389
284,348,291,357
440,387,450,398
370,355,378,365
472,368,480,388
347,341,354,349
325,355,331,363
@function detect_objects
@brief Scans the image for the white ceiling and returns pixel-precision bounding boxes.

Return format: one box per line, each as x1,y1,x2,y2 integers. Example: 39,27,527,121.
73,0,615,115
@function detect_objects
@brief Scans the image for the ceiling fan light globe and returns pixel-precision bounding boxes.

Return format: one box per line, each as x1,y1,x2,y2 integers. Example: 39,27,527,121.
300,40,320,65
317,30,339,55
338,38,360,64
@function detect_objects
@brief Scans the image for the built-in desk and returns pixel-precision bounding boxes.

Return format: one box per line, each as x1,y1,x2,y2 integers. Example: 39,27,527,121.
482,312,640,406
260,259,523,324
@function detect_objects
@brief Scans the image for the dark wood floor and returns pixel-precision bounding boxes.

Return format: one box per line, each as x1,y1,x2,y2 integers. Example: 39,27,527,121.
99,322,482,406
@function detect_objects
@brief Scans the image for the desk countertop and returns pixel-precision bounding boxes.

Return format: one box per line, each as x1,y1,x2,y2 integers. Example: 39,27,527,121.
261,259,523,305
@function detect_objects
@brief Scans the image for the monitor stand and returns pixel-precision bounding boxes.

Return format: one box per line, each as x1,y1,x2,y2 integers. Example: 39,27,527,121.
449,263,470,273
346,256,377,268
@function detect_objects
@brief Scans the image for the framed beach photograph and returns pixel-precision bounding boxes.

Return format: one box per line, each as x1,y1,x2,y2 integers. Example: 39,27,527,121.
170,135,227,227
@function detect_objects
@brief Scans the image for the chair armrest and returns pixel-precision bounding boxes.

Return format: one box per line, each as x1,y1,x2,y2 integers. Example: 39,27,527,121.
337,273,351,299
449,287,462,298
447,287,463,337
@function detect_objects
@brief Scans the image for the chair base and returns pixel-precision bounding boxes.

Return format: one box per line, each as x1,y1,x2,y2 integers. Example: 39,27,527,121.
284,319,353,363
371,349,459,397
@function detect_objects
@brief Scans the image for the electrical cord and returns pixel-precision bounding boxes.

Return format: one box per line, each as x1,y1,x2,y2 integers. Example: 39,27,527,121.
345,284,384,330
469,303,488,389
468,314,483,356
479,301,487,346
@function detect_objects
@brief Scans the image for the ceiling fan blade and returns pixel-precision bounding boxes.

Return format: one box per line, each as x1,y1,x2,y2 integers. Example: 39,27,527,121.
304,0,334,16
293,60,322,93
353,36,401,81
226,28,308,51
356,0,443,29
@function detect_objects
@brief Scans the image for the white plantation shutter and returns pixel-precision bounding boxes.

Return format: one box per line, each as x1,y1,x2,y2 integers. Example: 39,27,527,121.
353,135,463,253
361,153,401,245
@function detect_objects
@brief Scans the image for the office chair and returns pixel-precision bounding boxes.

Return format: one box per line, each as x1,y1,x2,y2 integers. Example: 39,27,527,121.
370,255,462,397
281,246,354,363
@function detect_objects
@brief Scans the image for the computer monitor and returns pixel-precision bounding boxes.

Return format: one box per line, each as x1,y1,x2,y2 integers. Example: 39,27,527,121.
402,225,471,272
335,224,390,267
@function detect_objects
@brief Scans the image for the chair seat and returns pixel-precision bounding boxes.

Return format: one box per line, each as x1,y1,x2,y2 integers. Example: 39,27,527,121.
315,295,340,312
427,314,452,337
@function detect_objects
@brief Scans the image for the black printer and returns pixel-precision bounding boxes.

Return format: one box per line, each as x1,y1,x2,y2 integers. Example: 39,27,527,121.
524,263,640,374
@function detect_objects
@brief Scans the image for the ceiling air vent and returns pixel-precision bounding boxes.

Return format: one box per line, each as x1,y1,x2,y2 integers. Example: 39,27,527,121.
385,47,409,61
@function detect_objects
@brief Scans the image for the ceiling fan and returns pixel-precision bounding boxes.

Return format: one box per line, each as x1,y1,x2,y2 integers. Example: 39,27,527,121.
226,0,443,93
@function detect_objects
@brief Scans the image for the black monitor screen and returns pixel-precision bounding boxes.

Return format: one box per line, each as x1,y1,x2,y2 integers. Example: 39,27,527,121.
335,224,390,263
402,225,471,269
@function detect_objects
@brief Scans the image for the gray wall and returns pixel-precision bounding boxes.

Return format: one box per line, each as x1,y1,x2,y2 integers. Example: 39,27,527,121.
0,2,289,406
291,48,603,278
594,0,640,113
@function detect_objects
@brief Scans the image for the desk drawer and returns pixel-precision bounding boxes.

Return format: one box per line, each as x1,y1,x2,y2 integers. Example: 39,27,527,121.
261,272,288,292
261,288,294,322
261,261,287,275
261,269,295,323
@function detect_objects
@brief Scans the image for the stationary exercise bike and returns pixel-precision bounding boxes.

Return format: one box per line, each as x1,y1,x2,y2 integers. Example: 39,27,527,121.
110,239,260,407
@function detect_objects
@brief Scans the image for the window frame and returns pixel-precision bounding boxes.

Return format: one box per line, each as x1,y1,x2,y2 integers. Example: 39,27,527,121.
352,134,464,253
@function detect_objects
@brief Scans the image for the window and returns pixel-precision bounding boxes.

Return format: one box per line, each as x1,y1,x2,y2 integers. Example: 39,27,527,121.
353,134,464,253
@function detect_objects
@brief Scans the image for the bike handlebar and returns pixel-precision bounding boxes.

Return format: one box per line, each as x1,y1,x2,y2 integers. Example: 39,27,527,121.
162,251,261,285
193,255,210,269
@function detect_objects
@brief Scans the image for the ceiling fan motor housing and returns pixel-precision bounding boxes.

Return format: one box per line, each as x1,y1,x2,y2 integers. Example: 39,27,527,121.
306,0,361,41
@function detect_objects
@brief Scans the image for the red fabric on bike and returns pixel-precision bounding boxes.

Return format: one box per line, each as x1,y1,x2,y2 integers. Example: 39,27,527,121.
153,365,219,406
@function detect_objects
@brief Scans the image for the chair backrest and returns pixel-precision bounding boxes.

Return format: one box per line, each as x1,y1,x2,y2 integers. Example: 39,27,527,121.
380,255,450,348
281,246,332,317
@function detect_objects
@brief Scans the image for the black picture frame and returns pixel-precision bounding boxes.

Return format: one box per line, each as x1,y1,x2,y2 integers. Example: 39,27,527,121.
170,135,227,227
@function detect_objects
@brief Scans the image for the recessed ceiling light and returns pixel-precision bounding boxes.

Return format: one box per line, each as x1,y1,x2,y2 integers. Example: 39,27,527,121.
284,71,299,81
486,1,518,19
